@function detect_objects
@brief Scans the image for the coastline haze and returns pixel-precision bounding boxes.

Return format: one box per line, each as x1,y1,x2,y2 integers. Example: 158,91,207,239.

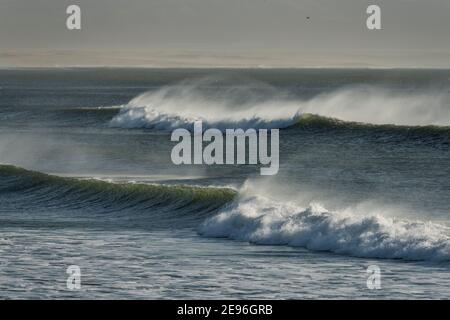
0,0,449,67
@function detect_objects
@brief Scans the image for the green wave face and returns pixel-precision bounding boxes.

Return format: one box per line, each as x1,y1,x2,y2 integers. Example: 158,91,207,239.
293,113,450,133
0,164,236,228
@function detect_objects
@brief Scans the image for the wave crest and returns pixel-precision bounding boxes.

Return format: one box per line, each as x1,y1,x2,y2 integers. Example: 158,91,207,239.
199,195,450,261
0,164,236,217
110,81,450,130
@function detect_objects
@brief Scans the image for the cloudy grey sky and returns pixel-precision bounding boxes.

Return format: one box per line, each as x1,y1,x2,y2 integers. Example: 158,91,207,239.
0,0,449,67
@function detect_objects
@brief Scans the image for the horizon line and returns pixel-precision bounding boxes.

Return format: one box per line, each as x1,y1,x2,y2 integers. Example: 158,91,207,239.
1,65,450,70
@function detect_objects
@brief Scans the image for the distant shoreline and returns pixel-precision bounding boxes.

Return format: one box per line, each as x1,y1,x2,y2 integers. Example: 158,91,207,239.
1,66,450,70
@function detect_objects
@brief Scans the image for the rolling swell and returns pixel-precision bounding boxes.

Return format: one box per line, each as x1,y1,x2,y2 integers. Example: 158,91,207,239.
2,164,450,261
0,106,121,130
291,114,450,147
293,113,450,133
0,164,236,228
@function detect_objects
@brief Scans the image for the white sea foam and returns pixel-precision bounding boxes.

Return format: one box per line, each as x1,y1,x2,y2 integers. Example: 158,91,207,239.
110,82,299,130
110,80,450,130
199,194,450,261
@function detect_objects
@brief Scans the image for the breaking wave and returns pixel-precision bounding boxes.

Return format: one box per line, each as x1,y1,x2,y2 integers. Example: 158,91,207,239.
2,165,450,261
199,194,450,262
110,81,450,130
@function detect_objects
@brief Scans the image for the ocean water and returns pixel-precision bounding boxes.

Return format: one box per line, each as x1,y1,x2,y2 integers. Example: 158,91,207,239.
0,68,449,299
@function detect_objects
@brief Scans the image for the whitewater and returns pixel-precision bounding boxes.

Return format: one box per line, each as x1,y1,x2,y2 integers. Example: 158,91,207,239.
1,164,449,262
110,81,450,130
1,68,450,299
200,191,450,262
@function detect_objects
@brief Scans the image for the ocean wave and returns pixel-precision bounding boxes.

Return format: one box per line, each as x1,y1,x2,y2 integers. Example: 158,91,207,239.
109,84,299,130
199,195,450,261
294,113,450,133
109,82,450,130
3,165,450,261
0,164,236,218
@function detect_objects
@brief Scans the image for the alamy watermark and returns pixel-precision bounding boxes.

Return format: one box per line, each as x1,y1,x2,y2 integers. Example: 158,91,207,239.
66,5,81,30
66,5,381,31
366,5,382,30
66,265,81,290
366,265,381,290
170,121,279,175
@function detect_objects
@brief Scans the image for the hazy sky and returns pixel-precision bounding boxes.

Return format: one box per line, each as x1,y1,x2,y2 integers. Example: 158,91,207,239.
1,0,449,67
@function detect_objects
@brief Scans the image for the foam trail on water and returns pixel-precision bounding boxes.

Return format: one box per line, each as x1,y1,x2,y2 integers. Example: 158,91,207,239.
110,81,450,130
199,194,450,261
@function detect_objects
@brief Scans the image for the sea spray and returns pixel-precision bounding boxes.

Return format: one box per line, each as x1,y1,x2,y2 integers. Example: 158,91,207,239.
110,82,450,130
199,194,450,261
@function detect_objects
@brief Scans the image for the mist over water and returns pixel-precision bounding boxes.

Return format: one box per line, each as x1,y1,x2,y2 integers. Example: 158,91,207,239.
1,69,450,298
200,181,450,262
111,77,450,130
